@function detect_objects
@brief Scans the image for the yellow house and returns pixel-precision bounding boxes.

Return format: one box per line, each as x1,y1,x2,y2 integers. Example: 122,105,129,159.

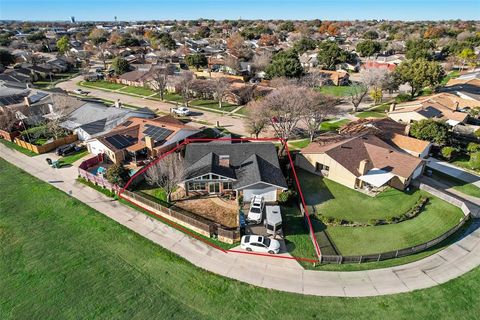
296,134,425,193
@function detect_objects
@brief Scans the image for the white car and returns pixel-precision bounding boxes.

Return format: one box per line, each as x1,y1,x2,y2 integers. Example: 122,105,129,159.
246,195,264,224
171,106,191,116
73,89,89,95
241,235,281,254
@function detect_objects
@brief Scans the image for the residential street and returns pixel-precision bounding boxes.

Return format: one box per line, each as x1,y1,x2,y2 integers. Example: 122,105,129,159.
2,144,480,297
56,76,251,136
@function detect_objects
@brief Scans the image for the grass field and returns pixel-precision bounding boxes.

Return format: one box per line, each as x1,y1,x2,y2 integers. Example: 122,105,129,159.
80,80,126,91
0,139,37,157
318,85,362,97
355,110,386,119
431,170,480,198
119,85,157,96
190,99,237,113
1,158,480,319
320,119,350,131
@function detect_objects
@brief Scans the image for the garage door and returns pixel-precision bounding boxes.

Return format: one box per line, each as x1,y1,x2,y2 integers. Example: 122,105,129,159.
243,186,277,202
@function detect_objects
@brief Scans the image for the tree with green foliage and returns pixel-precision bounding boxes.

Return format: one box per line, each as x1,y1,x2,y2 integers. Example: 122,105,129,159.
410,119,449,145
0,49,15,66
278,21,295,32
441,146,456,160
156,32,176,50
116,34,140,47
265,49,304,78
317,41,350,70
405,39,435,60
185,53,208,70
88,28,108,45
0,33,12,46
356,40,382,57
56,36,70,54
105,164,130,187
469,152,480,170
467,142,480,154
457,48,477,70
293,37,317,55
111,57,130,75
394,59,444,97
364,30,379,40
26,32,46,42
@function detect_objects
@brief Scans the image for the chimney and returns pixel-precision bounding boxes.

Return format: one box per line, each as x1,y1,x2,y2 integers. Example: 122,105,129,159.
454,101,459,111
24,96,30,107
358,159,370,175
48,103,54,114
389,103,396,113
404,124,411,136
115,99,121,108
219,155,230,168
145,135,156,157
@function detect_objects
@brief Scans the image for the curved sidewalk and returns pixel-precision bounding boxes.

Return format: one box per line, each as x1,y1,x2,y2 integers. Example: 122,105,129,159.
1,144,480,297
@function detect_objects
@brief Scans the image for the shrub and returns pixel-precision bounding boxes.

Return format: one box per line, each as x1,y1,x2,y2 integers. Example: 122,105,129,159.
395,93,412,103
368,218,380,226
441,146,456,160
277,189,297,204
467,142,480,154
469,152,480,170
105,164,130,187
474,129,480,138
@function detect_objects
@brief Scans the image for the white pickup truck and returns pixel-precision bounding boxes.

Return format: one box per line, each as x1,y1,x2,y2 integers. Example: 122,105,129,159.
171,106,191,116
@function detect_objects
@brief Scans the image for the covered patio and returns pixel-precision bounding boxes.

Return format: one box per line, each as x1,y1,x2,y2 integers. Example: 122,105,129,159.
356,168,394,196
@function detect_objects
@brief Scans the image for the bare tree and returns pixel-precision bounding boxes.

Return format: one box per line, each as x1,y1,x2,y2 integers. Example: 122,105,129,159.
359,67,390,105
149,64,175,101
145,153,185,203
177,71,195,107
212,77,230,108
0,108,17,131
252,51,272,73
301,93,339,142
348,84,368,113
298,71,331,88
244,100,268,138
255,85,309,154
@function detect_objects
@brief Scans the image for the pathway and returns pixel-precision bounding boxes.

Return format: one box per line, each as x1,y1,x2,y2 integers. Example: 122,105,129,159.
427,158,480,188
1,144,480,297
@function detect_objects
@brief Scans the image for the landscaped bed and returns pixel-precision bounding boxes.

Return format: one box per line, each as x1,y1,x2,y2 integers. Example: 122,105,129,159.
297,169,465,256
174,197,239,228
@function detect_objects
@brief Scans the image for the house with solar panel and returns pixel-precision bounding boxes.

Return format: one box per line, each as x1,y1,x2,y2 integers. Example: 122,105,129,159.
86,116,200,165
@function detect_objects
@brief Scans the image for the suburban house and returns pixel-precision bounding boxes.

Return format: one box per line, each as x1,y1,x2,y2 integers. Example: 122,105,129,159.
387,93,471,126
86,116,200,165
338,118,432,158
60,102,156,141
312,69,350,86
182,141,288,202
117,70,153,87
443,71,480,104
297,134,425,193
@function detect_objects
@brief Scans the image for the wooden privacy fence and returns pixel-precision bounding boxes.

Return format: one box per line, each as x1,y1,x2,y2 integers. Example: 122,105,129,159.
319,181,472,264
121,190,240,244
14,134,78,154
0,129,20,142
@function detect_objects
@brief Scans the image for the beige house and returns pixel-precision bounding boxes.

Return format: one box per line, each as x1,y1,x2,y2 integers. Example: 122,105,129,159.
297,134,425,193
387,93,471,126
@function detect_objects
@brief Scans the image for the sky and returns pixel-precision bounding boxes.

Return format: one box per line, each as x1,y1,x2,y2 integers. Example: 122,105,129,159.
0,0,479,21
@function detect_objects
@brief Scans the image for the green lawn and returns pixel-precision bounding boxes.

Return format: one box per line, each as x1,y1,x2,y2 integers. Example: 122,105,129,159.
163,92,184,102
80,80,125,91
234,106,249,116
59,150,89,166
120,86,157,96
190,100,237,113
431,170,480,198
297,169,465,255
317,85,362,97
298,169,424,223
136,181,168,204
320,119,350,131
288,139,311,150
441,70,461,85
451,154,480,175
0,139,37,156
355,110,386,119
2,158,480,319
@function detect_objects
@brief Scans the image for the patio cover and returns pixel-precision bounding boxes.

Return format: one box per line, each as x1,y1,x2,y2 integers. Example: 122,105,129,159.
126,141,146,152
446,119,460,127
358,168,395,188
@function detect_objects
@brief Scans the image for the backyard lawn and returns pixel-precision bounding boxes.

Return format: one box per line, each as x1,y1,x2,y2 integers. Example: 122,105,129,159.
320,119,350,131
1,158,480,319
297,169,465,255
59,150,89,166
317,85,363,97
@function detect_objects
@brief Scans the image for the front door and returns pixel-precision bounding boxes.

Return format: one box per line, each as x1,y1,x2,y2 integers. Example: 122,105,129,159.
209,182,220,194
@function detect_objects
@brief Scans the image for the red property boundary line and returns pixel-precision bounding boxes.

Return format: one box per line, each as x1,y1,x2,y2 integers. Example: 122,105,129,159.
118,137,322,264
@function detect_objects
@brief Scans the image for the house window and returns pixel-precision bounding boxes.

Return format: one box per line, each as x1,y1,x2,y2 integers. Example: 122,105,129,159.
188,182,206,191
211,174,219,180
315,163,329,172
223,182,232,190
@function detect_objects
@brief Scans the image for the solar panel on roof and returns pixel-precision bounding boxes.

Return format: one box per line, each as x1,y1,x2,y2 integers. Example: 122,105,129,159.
29,92,49,103
143,124,173,142
122,120,133,127
105,134,135,149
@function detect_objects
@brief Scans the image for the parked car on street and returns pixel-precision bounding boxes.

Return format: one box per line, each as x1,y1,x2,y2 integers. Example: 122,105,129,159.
171,106,191,116
240,235,281,254
246,195,264,224
56,144,85,156
73,88,89,95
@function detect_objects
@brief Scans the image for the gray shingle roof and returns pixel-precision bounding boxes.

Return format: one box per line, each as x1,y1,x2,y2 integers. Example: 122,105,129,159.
184,142,287,190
